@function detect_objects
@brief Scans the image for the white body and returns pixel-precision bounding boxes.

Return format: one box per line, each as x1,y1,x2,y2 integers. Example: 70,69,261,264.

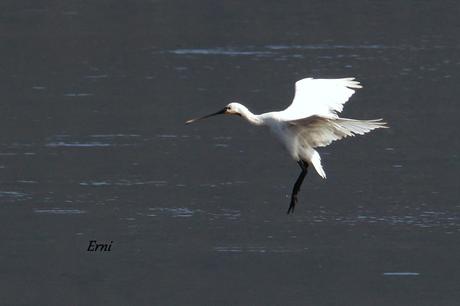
225,78,387,178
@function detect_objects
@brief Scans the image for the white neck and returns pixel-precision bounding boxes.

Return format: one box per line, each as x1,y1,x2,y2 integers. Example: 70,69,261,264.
237,105,264,126
228,102,264,125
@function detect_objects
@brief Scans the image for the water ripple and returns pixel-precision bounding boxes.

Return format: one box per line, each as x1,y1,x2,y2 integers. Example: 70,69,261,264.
45,134,141,148
34,208,86,215
80,180,167,187
167,48,274,56
383,272,420,276
145,207,241,221
214,246,308,253
0,191,28,199
164,44,459,59
297,210,460,229
46,142,111,148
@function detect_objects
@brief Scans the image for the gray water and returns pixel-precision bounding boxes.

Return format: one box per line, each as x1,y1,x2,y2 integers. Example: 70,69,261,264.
1,1,460,305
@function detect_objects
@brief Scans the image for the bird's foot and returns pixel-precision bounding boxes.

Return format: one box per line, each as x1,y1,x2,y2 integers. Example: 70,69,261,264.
287,195,297,214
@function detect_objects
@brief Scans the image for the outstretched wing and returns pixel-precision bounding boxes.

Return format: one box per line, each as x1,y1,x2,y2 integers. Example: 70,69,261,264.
288,116,387,148
280,78,362,121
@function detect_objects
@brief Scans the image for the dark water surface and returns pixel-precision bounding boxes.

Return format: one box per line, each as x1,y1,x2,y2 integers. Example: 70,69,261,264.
1,1,460,305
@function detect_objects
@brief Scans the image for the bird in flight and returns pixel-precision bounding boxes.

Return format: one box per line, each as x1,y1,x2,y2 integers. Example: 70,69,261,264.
186,77,387,214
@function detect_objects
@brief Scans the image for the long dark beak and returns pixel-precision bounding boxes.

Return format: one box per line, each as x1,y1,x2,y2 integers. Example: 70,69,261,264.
185,108,227,124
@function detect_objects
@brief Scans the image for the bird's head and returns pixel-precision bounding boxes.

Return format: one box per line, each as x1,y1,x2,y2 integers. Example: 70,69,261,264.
185,102,245,124
225,102,247,116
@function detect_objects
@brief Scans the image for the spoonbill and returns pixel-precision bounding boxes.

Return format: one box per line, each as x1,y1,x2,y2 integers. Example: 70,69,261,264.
186,77,387,214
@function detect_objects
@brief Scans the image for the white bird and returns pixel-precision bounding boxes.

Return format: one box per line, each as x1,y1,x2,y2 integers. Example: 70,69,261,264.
186,77,388,214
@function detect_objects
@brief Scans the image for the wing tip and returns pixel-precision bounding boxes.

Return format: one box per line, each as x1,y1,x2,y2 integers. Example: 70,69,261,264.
369,118,389,128
343,77,363,89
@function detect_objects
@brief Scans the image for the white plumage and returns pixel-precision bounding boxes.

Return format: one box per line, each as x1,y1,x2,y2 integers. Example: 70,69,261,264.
281,77,362,120
186,77,387,213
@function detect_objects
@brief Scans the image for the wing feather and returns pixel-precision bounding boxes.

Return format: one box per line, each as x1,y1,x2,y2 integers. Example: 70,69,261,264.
280,78,362,121
289,116,387,148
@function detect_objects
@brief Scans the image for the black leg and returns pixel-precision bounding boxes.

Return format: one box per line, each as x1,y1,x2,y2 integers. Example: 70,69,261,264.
287,160,308,214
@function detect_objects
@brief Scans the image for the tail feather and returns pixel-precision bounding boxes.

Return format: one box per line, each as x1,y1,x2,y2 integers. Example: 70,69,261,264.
310,150,326,179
